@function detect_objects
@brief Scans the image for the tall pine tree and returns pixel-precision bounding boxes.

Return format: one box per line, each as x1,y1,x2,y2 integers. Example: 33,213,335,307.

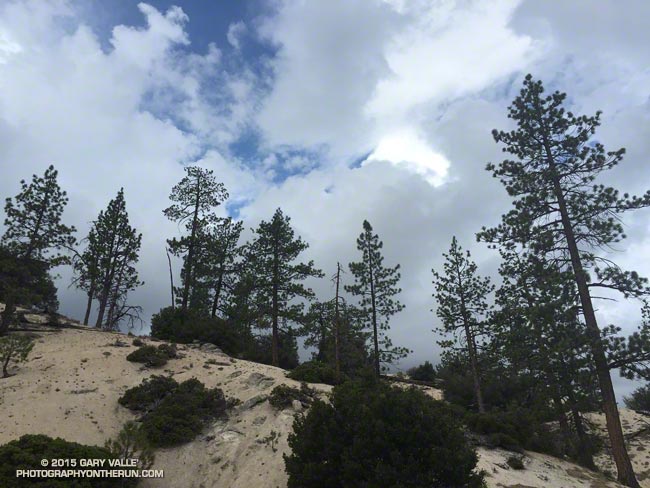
2,165,76,264
346,220,407,377
432,236,493,413
164,166,228,313
478,75,650,487
189,217,243,318
74,189,143,330
1,165,76,333
245,208,323,367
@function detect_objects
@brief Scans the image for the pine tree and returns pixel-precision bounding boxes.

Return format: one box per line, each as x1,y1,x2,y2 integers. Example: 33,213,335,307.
346,220,407,377
72,227,101,325
478,75,650,487
164,167,228,313
2,165,76,264
432,236,493,413
1,165,75,333
245,208,323,367
301,298,370,379
492,247,598,467
190,217,243,318
73,189,143,330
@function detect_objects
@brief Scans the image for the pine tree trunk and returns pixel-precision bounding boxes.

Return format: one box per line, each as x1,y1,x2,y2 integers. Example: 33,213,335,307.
367,246,380,377
83,282,94,326
551,390,573,450
566,388,596,470
3,348,13,377
463,322,485,413
181,179,202,313
106,263,125,330
271,249,280,367
548,166,639,486
211,261,225,318
95,224,120,328
95,280,110,328
166,248,175,309
334,262,341,383
456,262,485,413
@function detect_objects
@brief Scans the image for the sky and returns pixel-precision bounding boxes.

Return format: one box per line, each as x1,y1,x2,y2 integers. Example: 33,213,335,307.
1,0,649,400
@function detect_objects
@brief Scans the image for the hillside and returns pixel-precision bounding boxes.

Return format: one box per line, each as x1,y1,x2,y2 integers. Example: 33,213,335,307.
1,314,648,488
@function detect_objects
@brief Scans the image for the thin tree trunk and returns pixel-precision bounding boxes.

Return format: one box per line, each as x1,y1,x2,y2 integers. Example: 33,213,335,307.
181,179,202,312
544,139,639,486
95,277,111,328
367,243,380,377
272,248,280,367
566,387,596,470
3,348,13,377
166,248,175,309
551,390,573,449
334,262,341,383
463,321,485,413
83,282,94,326
455,260,485,413
106,260,126,330
95,220,120,328
211,261,225,318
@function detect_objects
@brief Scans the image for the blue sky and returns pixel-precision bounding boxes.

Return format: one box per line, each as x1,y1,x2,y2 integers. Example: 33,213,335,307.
1,0,649,400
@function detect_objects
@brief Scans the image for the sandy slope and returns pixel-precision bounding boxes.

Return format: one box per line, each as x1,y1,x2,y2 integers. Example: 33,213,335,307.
0,319,647,488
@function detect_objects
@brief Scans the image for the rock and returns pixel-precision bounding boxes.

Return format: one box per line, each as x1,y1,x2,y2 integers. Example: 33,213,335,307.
21,313,49,325
199,343,222,353
228,371,243,379
246,372,275,389
252,416,267,426
292,400,303,412
240,394,268,411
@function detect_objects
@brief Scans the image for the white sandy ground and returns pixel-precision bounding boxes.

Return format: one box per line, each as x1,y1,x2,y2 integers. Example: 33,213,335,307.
0,311,648,488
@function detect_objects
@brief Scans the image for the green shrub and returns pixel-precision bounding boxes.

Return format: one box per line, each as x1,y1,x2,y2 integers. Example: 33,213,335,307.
407,360,437,382
0,247,59,334
0,434,136,487
156,343,177,358
105,421,154,470
624,384,650,411
287,361,340,385
506,455,525,470
126,344,176,368
118,375,178,411
132,338,144,347
285,380,485,488
269,383,316,410
151,306,250,356
0,334,34,377
140,378,228,447
244,331,299,370
485,433,523,453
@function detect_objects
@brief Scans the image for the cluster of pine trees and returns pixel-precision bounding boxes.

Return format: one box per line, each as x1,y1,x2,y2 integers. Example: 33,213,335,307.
0,164,410,383
1,74,649,486
156,165,409,378
429,75,650,487
0,166,143,332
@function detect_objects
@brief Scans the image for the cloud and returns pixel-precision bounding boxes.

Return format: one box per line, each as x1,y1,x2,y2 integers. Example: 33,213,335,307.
365,0,535,122
365,129,450,185
227,21,247,50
